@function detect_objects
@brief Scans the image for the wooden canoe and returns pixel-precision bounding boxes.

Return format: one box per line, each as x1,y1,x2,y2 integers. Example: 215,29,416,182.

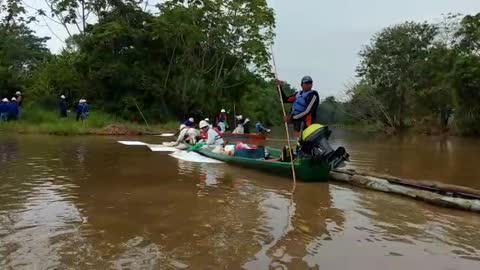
220,133,266,141
194,147,330,182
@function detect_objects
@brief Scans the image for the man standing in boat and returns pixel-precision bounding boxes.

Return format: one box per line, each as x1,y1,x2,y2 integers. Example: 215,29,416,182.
216,109,229,133
277,75,319,136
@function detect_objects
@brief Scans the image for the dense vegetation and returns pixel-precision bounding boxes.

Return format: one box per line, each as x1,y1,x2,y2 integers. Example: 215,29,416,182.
3,1,480,136
1,0,285,127
319,14,480,135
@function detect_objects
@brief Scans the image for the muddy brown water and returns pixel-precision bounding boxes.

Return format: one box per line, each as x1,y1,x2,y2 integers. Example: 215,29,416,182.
1,130,480,269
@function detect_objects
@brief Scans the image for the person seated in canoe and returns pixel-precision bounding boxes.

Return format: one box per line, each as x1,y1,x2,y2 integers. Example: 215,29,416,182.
243,118,251,134
256,122,271,134
215,109,229,133
204,118,213,128
199,120,225,146
167,124,200,149
232,115,244,134
232,124,244,134
183,117,195,127
277,75,319,137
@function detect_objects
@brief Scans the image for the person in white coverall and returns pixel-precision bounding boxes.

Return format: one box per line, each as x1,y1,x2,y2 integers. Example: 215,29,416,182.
174,124,200,147
199,120,225,146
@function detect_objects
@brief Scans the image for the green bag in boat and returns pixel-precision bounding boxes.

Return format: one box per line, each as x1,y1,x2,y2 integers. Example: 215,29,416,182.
234,147,265,159
188,142,206,152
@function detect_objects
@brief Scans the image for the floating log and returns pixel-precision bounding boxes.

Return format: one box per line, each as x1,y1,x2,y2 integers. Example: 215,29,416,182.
352,170,480,200
330,169,480,213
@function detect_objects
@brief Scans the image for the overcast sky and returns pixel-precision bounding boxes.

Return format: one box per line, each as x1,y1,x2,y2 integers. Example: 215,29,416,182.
27,0,480,98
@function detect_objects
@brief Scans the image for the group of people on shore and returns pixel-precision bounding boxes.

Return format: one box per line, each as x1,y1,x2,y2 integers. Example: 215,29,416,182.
59,95,90,121
0,91,23,122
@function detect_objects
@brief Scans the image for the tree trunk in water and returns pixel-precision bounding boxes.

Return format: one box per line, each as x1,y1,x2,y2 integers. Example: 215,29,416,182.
331,169,480,212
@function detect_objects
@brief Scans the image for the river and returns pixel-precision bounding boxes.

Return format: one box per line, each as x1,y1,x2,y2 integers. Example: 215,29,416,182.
1,131,480,269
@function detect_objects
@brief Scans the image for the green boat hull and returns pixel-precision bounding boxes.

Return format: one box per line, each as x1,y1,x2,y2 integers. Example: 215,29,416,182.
194,147,330,182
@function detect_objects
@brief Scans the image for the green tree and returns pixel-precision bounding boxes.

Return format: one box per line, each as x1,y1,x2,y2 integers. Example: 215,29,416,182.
0,0,50,98
415,45,456,128
455,13,480,54
357,22,438,129
345,80,395,129
451,13,480,135
67,0,276,121
29,52,85,106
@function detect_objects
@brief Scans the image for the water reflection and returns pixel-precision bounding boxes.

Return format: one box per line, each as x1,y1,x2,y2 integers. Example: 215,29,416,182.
1,135,480,269
199,163,223,187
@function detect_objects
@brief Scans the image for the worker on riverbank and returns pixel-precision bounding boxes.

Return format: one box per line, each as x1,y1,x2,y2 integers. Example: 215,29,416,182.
76,99,83,121
0,98,8,122
8,97,19,120
59,95,68,118
199,120,225,146
216,109,228,133
15,91,23,118
277,76,319,135
81,99,89,121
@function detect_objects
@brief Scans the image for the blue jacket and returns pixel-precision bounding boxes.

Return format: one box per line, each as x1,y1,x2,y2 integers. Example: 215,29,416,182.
0,102,7,114
82,104,89,114
256,122,266,133
183,119,194,127
59,100,68,112
76,103,83,114
292,90,316,115
8,102,19,117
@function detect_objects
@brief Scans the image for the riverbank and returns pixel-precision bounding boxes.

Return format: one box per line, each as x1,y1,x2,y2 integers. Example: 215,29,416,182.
0,107,177,136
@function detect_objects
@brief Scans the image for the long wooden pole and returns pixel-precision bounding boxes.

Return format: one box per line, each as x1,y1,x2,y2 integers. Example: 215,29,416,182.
270,46,297,189
233,102,237,128
134,100,150,129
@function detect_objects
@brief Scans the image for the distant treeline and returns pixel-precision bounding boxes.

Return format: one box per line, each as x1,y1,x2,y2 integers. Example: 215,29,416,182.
321,13,480,135
0,0,290,126
3,1,480,135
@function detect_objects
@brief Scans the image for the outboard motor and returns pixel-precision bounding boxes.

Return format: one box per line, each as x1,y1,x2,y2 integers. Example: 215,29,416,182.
298,124,349,169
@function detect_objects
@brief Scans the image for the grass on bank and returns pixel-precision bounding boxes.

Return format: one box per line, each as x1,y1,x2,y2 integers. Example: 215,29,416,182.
0,107,179,135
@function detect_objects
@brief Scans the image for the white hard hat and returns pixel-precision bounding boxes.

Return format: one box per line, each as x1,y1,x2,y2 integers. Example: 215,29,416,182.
60,95,66,99
189,117,194,122
236,115,243,120
179,124,186,130
15,91,21,95
2,98,8,102
245,118,250,123
199,120,209,129
204,118,210,122
11,97,17,101
221,109,226,113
